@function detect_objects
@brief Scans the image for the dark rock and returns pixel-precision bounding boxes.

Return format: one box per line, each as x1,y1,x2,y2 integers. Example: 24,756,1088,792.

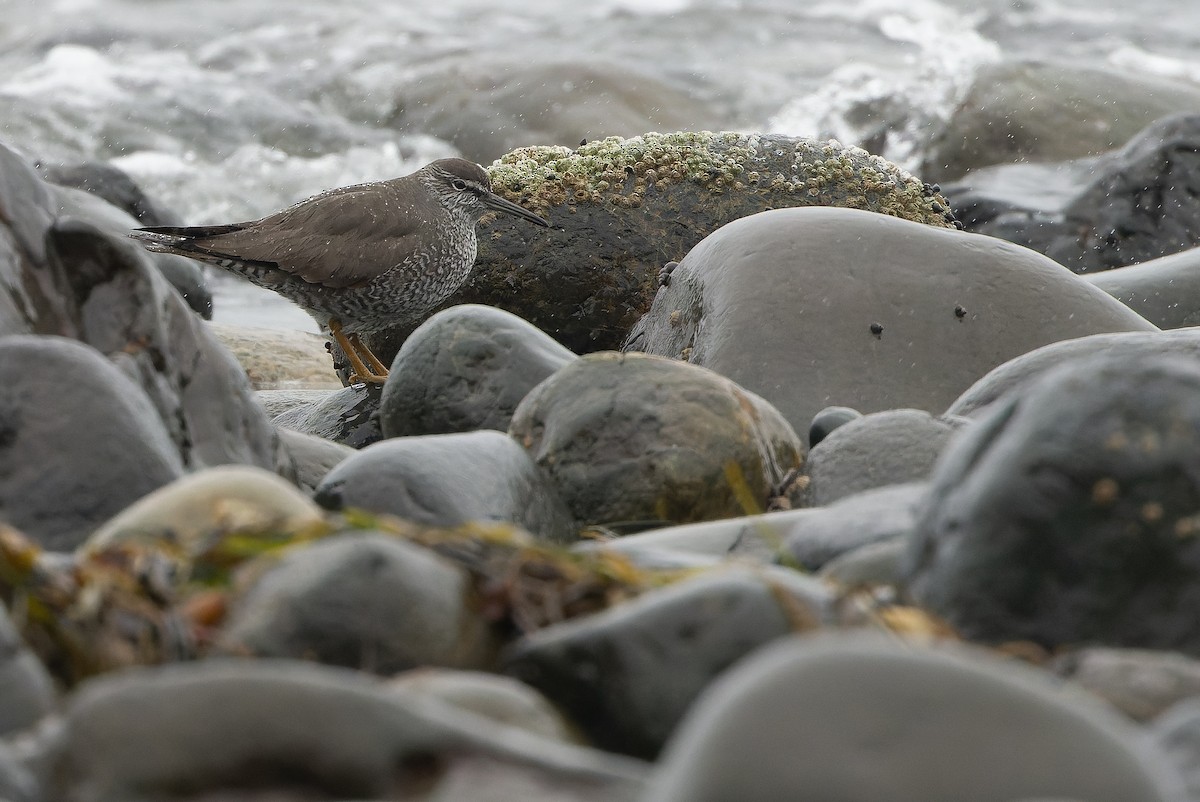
948,328,1200,417
921,59,1200,182
947,115,1200,273
276,427,354,493
389,668,580,744
624,206,1154,435
0,335,184,549
269,384,383,448
1055,648,1200,722
314,430,574,542
43,659,648,802
907,355,1200,654
380,304,576,438
1084,247,1200,329
647,632,1184,801
782,482,926,571
808,405,861,448
804,410,965,506
509,352,803,530
0,142,293,479
220,532,497,673
502,567,830,759
1152,699,1200,802
362,132,956,360
389,59,723,166
50,182,211,318
42,160,183,226
0,601,55,735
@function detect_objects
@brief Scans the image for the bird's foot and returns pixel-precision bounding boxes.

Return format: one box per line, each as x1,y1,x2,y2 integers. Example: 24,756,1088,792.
329,320,389,385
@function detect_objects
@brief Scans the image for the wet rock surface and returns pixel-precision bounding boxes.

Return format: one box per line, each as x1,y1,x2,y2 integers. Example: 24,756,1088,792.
625,206,1153,434
267,383,384,448
647,632,1183,802
907,354,1200,654
380,304,576,438
314,430,575,541
503,567,829,759
509,352,804,530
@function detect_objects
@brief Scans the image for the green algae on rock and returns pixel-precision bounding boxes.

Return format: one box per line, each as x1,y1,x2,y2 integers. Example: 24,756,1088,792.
362,131,956,361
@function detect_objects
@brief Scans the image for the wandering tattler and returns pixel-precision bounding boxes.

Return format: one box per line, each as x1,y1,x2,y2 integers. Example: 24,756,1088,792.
130,158,549,383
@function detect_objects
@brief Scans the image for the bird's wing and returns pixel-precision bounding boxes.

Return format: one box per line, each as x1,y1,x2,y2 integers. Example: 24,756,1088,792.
191,183,429,289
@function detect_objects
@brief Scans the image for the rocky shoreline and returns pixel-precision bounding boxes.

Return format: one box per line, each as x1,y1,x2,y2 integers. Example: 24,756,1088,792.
4,117,1200,800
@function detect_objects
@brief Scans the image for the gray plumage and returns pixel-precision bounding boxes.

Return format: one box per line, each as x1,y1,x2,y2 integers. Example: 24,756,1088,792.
130,157,548,336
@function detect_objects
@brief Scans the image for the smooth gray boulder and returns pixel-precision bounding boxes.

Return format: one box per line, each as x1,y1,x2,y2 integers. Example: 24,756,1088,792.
624,206,1155,434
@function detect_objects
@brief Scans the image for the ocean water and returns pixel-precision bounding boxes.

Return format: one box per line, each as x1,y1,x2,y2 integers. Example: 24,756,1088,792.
3,0,1200,331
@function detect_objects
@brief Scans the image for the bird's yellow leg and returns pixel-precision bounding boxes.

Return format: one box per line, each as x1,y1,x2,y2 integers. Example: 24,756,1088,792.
348,333,390,377
328,319,388,384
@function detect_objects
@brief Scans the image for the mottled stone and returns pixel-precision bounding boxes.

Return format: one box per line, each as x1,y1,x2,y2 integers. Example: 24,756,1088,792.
907,355,1200,654
626,206,1154,434
44,659,648,802
804,410,965,506
509,352,803,530
221,533,496,673
503,567,829,759
647,632,1184,802
380,305,575,438
363,132,956,360
0,335,184,550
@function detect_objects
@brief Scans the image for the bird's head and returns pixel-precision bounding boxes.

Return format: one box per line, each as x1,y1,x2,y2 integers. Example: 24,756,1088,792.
423,158,549,228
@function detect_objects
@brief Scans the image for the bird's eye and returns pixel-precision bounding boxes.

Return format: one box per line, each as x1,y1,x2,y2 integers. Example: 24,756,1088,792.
452,179,468,190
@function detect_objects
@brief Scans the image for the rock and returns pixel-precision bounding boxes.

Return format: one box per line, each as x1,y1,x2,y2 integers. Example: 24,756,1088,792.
782,482,926,570
817,538,908,588
624,206,1154,435
208,323,342,390
361,132,956,360
1084,247,1200,329
0,143,294,479
804,410,965,506
268,384,383,448
389,668,580,744
50,182,211,318
572,508,815,565
380,305,576,438
907,355,1200,654
43,659,648,802
0,335,184,550
314,430,574,542
1054,647,1200,722
42,160,183,226
388,59,723,166
948,115,1200,273
509,352,803,530
1152,699,1200,802
921,59,1200,181
84,465,323,556
0,600,55,736
948,328,1200,417
0,741,37,802
646,632,1184,802
503,567,829,759
220,532,496,673
807,405,861,448
276,427,354,493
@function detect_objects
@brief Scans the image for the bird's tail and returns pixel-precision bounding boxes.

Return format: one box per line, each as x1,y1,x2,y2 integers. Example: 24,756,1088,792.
129,223,247,255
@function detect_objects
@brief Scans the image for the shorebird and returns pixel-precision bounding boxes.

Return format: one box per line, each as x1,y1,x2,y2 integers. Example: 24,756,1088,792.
130,157,549,383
